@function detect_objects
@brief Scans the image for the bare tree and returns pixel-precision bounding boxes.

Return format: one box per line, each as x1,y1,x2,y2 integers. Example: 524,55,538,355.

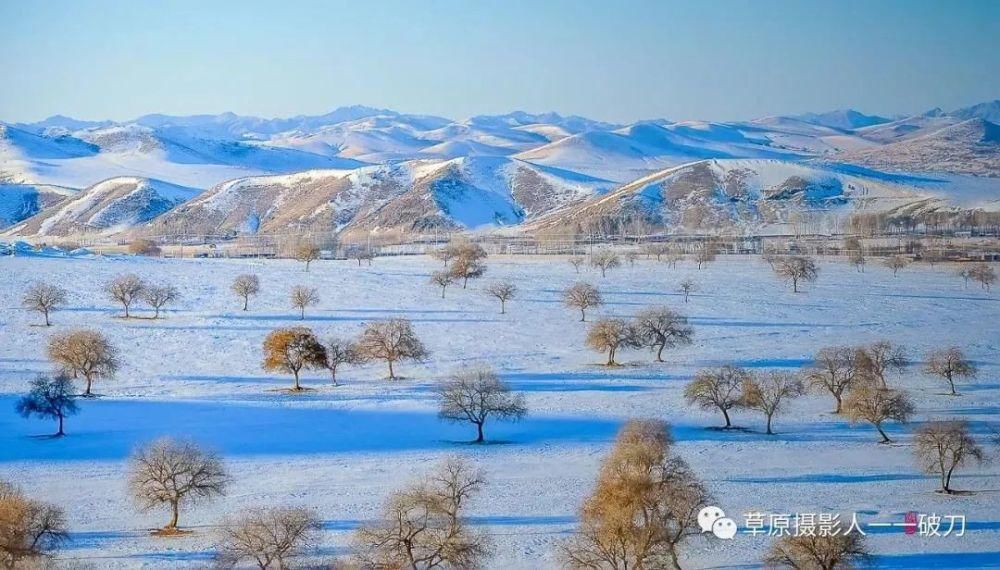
47,329,120,396
562,419,710,570
354,457,490,569
484,281,517,314
289,285,319,320
231,274,260,311
432,245,455,266
773,256,819,292
436,366,527,443
684,366,750,429
217,507,320,569
849,249,865,272
695,244,716,269
325,337,361,386
429,270,455,298
356,318,429,379
884,254,910,277
856,340,907,389
969,262,996,292
957,267,972,288
843,385,914,443
16,375,78,437
634,306,693,362
563,282,603,322
348,245,375,266
0,479,67,568
128,438,227,533
105,273,145,318
765,532,869,570
590,250,621,277
665,251,684,269
741,371,805,435
805,347,863,413
22,282,67,326
294,242,320,271
625,251,638,267
568,255,585,273
678,279,697,303
586,318,641,366
449,254,486,288
914,420,986,494
142,283,179,318
261,327,328,391
924,347,977,396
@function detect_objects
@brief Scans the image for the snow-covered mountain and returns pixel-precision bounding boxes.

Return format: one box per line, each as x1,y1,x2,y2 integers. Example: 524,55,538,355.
0,183,76,229
792,109,891,130
5,177,198,237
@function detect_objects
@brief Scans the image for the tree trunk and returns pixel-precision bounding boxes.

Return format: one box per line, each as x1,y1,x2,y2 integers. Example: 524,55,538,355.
944,465,956,493
243,296,249,311
876,424,891,443
441,287,446,298
388,359,395,380
463,276,469,289
721,408,731,428
792,278,799,293
305,261,311,272
580,308,586,322
300,307,305,320
500,300,506,314
655,343,665,362
330,366,338,386
44,309,51,326
766,414,774,435
293,370,301,391
947,374,957,396
168,500,179,529
607,347,616,366
154,306,160,319
124,303,130,318
84,376,93,396
475,422,484,443
833,394,842,414
56,413,65,437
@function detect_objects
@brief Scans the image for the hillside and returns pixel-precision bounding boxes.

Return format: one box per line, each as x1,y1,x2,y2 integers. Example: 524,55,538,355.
0,183,76,228
6,177,199,237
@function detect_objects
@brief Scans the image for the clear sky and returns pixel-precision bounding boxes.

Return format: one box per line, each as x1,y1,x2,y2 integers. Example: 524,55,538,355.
1,0,997,123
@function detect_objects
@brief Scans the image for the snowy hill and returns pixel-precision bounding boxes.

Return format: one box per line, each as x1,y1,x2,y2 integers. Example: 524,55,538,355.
5,177,199,237
0,183,76,228
952,99,1000,123
792,109,891,130
526,158,943,233
139,157,614,237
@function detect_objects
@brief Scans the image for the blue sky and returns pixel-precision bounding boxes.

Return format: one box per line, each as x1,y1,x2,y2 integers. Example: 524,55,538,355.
1,0,997,123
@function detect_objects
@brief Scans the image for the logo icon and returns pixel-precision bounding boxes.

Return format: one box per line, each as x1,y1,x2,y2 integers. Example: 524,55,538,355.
698,506,737,539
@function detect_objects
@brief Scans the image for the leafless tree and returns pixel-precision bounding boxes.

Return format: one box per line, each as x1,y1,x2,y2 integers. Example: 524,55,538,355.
568,256,585,273
856,340,907,389
625,251,638,267
586,318,641,366
563,282,603,321
15,375,78,437
591,250,621,277
449,254,487,288
429,270,455,298
969,262,996,292
914,420,986,494
884,254,910,277
289,285,319,320
684,366,749,429
142,283,179,318
47,329,119,396
562,419,710,570
642,244,669,261
432,245,456,266
843,385,914,443
217,507,320,569
22,282,67,326
773,256,819,292
664,252,684,268
634,306,693,362
849,249,865,272
261,327,328,391
356,318,429,379
0,479,67,568
325,337,361,386
741,371,805,435
805,347,862,413
764,532,869,570
105,273,145,318
484,281,517,314
348,245,375,266
924,347,977,396
678,279,697,303
957,267,972,288
231,274,260,311
695,244,716,269
294,242,320,271
436,366,527,443
128,438,227,532
353,457,490,569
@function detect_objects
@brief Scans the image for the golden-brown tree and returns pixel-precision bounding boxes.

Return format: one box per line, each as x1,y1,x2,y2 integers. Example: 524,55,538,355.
764,532,869,570
353,457,490,569
883,254,910,277
843,385,914,443
356,318,428,380
0,479,67,568
856,340,908,389
805,346,863,413
261,327,328,391
294,242,320,271
231,274,260,311
562,420,710,570
563,282,603,322
586,318,641,366
128,438,227,533
449,254,487,288
47,329,120,396
741,371,805,435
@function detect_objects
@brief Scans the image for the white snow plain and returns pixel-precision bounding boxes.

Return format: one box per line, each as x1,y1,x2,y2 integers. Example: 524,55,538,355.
1,254,997,568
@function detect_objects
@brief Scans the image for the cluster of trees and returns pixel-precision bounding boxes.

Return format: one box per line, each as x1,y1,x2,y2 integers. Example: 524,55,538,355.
958,262,996,292
430,239,488,292
584,307,694,366
104,274,180,319
261,318,428,389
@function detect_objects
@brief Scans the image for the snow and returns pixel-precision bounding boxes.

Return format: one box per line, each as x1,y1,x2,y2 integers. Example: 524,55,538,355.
1,254,997,568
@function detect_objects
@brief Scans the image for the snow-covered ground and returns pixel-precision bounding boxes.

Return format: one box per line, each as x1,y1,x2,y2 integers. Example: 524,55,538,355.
1,254,997,568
